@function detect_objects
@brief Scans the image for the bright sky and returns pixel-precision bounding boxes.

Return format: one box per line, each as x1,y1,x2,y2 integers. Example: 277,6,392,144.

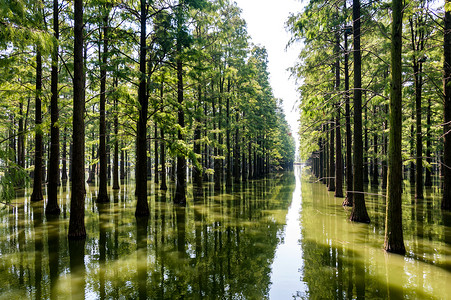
233,0,304,158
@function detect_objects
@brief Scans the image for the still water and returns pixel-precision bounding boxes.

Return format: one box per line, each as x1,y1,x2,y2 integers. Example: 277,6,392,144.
0,166,450,299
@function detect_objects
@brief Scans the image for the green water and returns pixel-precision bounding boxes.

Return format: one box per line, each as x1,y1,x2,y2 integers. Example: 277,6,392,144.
0,166,450,299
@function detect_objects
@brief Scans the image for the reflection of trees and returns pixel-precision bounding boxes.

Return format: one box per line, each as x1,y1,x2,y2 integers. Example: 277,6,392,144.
69,239,86,300
142,173,295,299
0,172,297,298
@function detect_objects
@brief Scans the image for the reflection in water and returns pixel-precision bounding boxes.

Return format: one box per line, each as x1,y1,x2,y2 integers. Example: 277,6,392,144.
0,167,450,299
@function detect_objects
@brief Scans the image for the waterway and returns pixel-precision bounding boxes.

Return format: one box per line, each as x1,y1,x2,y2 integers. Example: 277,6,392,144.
0,166,450,299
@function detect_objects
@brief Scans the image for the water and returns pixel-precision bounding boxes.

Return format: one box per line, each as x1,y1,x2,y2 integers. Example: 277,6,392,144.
1,166,450,299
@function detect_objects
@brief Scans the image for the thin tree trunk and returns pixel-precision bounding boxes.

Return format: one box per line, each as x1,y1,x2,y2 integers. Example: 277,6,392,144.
425,98,432,187
226,79,232,189
97,12,109,203
384,0,405,254
47,0,61,214
62,126,68,182
443,0,451,210
160,129,167,190
68,0,86,239
234,113,240,183
371,129,379,186
31,47,44,202
112,79,120,190
335,29,343,197
120,144,125,180
174,20,186,205
155,122,159,184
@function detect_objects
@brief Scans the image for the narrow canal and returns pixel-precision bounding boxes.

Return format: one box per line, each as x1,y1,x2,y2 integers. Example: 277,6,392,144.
1,166,450,299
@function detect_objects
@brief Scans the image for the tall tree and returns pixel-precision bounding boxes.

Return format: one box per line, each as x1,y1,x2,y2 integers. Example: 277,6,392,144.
334,27,343,198
30,47,44,202
135,0,150,216
68,0,86,239
384,0,406,254
46,0,61,214
443,0,451,211
350,0,370,223
174,2,187,205
97,5,110,203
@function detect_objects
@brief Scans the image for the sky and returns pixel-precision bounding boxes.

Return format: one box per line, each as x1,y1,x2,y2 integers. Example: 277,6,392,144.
233,0,304,156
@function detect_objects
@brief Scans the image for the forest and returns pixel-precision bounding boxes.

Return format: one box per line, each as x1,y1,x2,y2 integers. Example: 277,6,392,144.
289,0,451,254
0,0,295,238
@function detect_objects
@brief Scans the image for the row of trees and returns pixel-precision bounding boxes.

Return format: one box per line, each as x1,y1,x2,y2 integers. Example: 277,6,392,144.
0,0,295,239
289,0,448,255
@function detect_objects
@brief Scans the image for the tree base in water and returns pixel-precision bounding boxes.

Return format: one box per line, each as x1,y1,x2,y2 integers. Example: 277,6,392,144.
45,206,61,215
96,194,109,203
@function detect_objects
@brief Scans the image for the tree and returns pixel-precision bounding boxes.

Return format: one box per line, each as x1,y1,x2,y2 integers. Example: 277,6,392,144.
349,0,370,223
96,3,110,203
68,0,86,239
384,0,406,254
46,0,61,214
443,0,451,211
30,46,44,203
135,0,150,216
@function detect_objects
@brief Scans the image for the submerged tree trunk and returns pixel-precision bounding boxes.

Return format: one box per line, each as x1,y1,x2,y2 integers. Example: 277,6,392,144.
384,0,405,254
47,0,61,214
31,48,44,202
112,80,120,190
350,0,370,223
154,122,159,184
68,0,86,239
97,13,109,203
174,31,186,205
135,0,149,216
443,0,451,211
335,30,343,198
160,129,167,190
425,97,432,187
329,117,335,192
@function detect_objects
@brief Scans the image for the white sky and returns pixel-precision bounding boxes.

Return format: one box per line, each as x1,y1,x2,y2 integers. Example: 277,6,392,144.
233,0,304,156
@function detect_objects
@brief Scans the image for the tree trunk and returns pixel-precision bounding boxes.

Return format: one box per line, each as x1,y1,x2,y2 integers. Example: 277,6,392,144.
364,105,369,184
350,0,370,223
384,0,406,254
68,0,86,239
160,129,167,190
329,117,335,192
174,26,186,205
371,130,379,186
443,0,451,210
425,97,432,186
31,47,44,202
120,144,125,180
47,0,61,214
97,13,109,203
154,122,159,184
112,80,120,190
193,86,202,191
135,0,150,216
62,126,68,182
334,30,343,197
234,113,240,183
226,79,232,189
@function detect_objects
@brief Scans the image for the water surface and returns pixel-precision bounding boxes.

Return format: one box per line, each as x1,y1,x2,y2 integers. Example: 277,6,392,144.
1,167,450,299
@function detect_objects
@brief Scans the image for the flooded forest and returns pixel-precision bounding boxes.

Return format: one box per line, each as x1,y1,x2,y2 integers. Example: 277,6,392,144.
1,0,451,299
